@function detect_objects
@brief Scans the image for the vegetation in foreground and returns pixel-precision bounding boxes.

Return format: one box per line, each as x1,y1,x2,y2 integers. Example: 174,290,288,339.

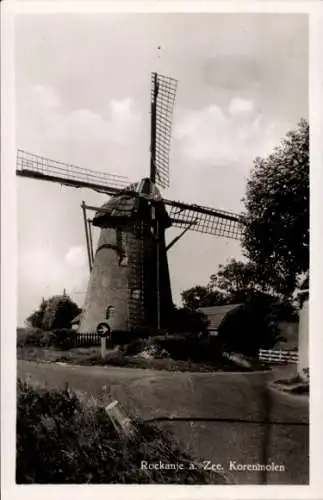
16,380,226,484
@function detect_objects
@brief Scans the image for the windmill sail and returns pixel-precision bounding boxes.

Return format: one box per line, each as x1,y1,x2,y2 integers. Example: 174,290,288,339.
150,73,177,189
16,149,130,194
165,199,244,240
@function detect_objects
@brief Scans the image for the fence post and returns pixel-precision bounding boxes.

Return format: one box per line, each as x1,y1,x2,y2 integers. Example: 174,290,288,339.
101,337,107,359
96,322,111,359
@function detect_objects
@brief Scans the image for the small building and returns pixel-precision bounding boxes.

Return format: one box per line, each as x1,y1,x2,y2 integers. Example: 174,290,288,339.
198,304,242,335
71,312,82,331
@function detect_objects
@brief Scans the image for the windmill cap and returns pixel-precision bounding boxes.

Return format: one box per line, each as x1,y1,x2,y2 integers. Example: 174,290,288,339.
92,177,171,228
137,178,162,200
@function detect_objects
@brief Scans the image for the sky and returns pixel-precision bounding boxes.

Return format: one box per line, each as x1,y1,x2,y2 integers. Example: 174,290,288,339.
15,12,308,326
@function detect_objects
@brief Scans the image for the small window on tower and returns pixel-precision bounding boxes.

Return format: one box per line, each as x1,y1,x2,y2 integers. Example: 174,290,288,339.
106,306,115,320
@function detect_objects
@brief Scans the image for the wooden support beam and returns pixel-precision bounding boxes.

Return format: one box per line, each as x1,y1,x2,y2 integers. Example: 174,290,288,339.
81,201,92,272
166,220,198,251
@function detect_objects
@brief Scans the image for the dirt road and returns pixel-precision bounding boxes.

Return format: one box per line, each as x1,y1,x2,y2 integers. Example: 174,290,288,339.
17,360,309,485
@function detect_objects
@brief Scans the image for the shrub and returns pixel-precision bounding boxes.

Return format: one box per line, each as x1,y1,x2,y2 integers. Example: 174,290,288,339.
170,307,210,336
110,327,160,348
115,332,223,364
39,331,56,347
130,326,156,339
123,338,150,356
17,327,77,350
16,380,224,484
17,328,54,348
110,330,135,346
151,335,222,363
51,329,77,350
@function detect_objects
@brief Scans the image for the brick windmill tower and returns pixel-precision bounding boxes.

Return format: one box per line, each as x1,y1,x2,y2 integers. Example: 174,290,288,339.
17,73,244,336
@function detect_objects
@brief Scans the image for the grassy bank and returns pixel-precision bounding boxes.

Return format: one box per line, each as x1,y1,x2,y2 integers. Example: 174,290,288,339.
16,380,226,484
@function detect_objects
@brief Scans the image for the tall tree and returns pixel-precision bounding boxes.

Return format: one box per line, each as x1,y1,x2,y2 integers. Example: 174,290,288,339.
181,260,277,309
242,119,309,296
26,297,47,329
26,293,81,330
209,259,272,303
181,285,226,310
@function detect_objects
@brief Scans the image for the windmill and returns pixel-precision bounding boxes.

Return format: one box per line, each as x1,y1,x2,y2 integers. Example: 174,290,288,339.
16,72,244,334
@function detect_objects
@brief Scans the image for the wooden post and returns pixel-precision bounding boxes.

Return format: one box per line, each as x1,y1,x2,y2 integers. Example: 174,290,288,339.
87,218,94,266
81,201,92,272
101,337,107,359
96,322,111,359
105,400,135,438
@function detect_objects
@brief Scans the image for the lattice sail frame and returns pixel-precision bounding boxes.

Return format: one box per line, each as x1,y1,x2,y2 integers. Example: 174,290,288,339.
165,199,244,240
151,73,178,189
17,149,130,193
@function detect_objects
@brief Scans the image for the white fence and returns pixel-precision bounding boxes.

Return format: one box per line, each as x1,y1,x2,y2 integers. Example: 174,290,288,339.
258,349,298,364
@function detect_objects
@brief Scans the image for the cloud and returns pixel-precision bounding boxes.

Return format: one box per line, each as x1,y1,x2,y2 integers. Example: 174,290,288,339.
110,97,137,122
54,97,140,145
229,97,254,115
19,246,89,292
19,248,65,291
32,85,61,109
64,245,88,269
174,97,278,165
19,85,141,150
17,83,147,182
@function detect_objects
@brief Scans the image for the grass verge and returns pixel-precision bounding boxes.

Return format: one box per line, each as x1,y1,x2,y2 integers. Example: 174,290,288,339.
17,346,259,372
272,374,309,396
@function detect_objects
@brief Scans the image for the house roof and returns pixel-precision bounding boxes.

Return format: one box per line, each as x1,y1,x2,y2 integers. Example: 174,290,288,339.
198,304,242,331
71,312,82,325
